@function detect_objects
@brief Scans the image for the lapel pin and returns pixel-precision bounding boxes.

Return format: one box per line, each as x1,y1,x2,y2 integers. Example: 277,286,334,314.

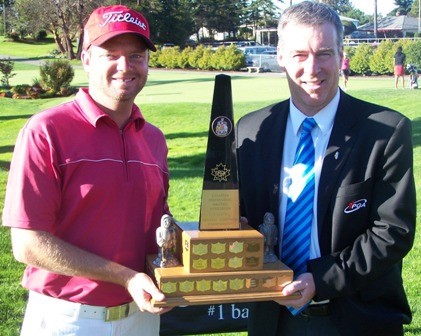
334,152,339,160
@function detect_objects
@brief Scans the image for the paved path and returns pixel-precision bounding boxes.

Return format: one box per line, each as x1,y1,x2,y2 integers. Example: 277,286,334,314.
0,55,84,69
0,54,47,66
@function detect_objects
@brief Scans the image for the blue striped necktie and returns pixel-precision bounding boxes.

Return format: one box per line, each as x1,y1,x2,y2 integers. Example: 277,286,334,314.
281,117,317,315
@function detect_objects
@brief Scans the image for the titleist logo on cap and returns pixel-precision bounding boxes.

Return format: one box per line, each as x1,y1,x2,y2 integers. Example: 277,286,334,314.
100,11,147,31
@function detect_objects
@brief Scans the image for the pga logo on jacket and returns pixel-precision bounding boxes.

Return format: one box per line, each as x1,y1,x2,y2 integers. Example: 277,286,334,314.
343,199,367,214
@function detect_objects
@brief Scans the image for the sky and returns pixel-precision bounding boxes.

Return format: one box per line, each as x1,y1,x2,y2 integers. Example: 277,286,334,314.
350,0,397,16
275,1,398,16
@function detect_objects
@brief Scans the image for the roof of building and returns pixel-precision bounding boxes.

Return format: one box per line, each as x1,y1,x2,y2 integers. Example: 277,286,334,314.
358,15,420,32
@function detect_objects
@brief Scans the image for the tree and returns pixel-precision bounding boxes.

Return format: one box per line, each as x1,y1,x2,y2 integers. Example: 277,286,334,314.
0,0,14,35
319,0,351,14
7,0,298,57
189,0,279,43
191,0,246,40
12,0,109,59
52,0,76,59
342,7,371,25
137,0,193,46
209,0,246,38
12,1,41,38
394,0,414,15
246,0,279,33
0,57,15,88
408,0,420,16
342,20,357,35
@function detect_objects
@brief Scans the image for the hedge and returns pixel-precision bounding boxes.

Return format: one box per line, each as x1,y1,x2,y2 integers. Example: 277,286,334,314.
347,39,421,76
149,40,421,75
149,44,246,71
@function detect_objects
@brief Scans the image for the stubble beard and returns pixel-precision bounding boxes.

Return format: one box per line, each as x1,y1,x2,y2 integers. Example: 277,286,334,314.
112,74,148,102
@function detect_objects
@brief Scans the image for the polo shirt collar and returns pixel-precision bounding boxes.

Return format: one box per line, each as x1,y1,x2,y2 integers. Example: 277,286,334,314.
74,88,145,130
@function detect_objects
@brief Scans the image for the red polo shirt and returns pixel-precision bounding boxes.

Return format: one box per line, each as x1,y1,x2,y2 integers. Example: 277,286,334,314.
2,88,170,306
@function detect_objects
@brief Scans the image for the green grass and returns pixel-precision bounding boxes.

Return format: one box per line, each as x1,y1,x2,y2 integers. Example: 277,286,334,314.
0,37,57,57
0,41,420,335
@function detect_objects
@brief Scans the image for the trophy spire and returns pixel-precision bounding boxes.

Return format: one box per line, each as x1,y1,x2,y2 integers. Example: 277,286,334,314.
199,74,240,230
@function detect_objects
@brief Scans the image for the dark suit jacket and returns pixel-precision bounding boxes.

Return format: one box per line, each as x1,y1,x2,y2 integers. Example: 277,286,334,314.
236,91,416,336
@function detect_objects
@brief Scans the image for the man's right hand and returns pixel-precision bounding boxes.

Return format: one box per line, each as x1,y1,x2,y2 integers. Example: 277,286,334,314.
126,272,172,314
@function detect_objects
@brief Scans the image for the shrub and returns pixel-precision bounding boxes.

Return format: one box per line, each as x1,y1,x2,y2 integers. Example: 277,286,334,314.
208,45,245,70
0,58,16,88
222,45,245,70
39,60,74,93
0,90,13,98
158,47,181,69
188,45,206,69
11,84,31,95
350,44,374,75
405,40,421,69
147,45,246,71
36,30,48,41
210,46,226,70
344,46,356,59
49,49,63,57
149,50,161,68
178,47,193,69
7,32,19,41
370,40,394,75
197,47,213,70
39,89,57,99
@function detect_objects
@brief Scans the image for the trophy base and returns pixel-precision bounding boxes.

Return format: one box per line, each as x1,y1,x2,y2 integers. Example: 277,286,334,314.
147,255,297,307
151,290,301,307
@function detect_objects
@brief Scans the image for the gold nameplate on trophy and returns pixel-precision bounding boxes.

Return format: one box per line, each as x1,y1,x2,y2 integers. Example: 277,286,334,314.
200,189,239,230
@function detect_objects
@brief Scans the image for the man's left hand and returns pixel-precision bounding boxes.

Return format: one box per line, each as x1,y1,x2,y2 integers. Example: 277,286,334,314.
274,272,316,309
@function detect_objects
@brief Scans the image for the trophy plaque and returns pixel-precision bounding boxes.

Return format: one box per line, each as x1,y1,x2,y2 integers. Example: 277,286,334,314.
148,75,297,307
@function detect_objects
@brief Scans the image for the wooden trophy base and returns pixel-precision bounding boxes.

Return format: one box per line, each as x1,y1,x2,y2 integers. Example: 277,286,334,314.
147,255,298,307
151,290,301,307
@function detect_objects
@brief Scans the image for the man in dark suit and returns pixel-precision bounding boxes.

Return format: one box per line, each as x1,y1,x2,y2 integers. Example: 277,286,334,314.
236,2,416,335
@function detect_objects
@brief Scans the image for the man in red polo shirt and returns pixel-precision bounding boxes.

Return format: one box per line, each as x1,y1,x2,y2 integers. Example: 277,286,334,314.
2,5,171,335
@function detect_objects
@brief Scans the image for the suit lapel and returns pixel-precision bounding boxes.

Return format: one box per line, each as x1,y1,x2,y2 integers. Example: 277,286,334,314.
317,93,358,253
255,102,289,219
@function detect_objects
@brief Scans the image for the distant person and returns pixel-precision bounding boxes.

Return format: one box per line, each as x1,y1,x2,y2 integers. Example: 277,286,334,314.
341,52,350,90
2,5,171,336
407,64,419,89
394,46,406,89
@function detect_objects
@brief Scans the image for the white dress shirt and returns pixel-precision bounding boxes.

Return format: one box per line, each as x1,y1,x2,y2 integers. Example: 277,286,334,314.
278,90,339,260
